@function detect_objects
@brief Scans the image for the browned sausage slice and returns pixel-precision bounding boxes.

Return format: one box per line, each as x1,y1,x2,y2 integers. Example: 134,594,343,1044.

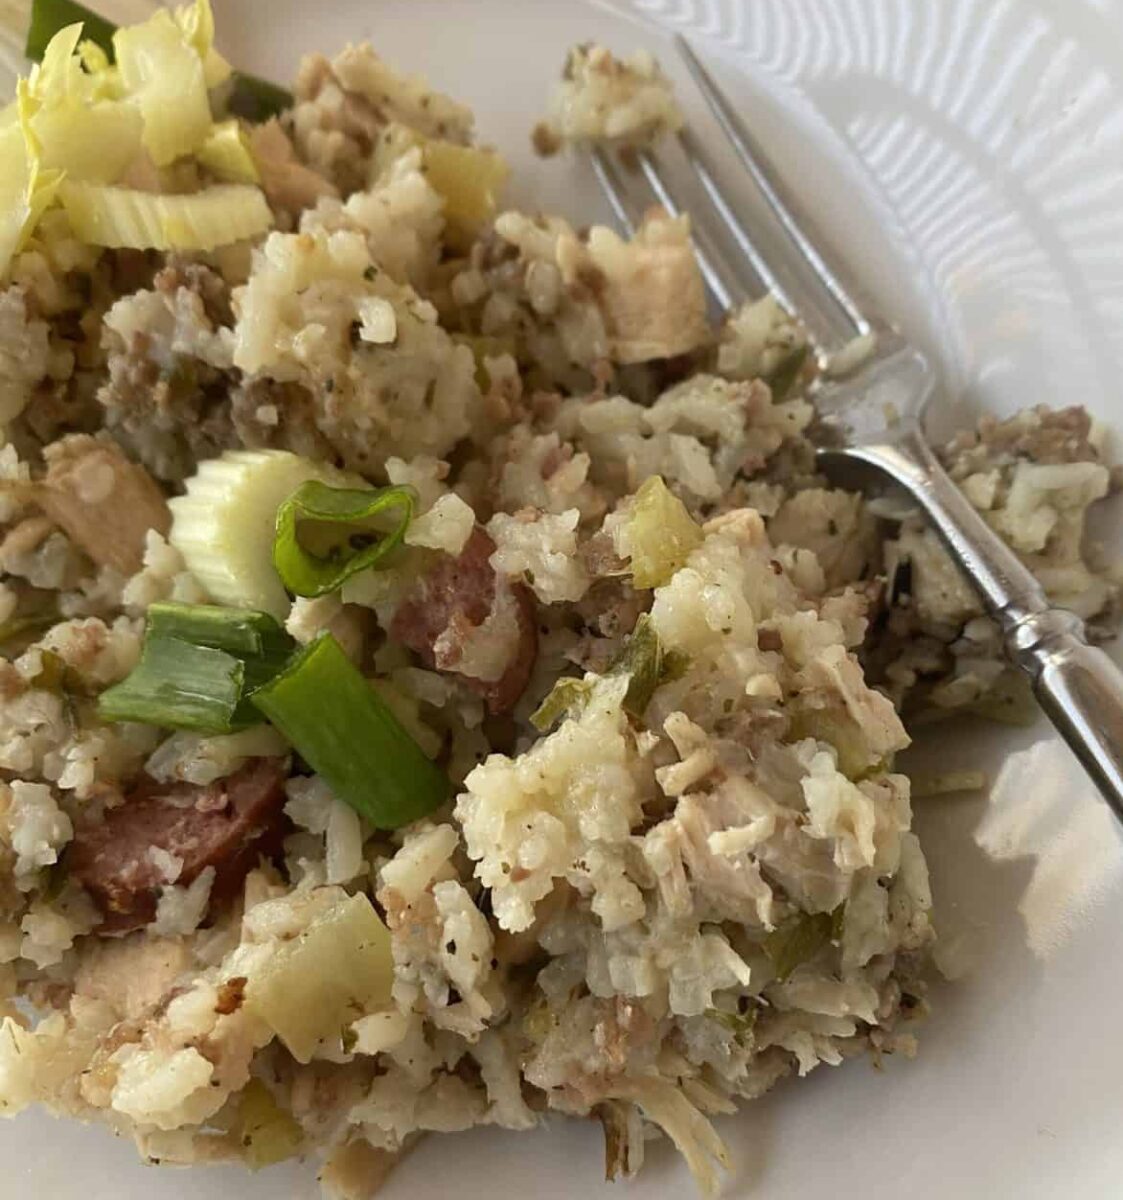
390,527,538,714
68,758,289,934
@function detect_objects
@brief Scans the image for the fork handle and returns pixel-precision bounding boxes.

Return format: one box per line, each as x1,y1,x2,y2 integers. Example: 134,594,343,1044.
1008,612,1123,815
847,428,1123,822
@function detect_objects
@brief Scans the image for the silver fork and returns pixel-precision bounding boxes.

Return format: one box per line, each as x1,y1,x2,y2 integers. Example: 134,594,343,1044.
589,34,1123,823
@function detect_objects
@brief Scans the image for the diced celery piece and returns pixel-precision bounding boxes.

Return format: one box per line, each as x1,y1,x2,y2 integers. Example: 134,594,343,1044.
245,893,393,1064
113,8,211,166
621,475,702,589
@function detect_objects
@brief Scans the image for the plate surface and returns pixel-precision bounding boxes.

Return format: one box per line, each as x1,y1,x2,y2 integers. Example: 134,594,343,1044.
5,0,1123,1196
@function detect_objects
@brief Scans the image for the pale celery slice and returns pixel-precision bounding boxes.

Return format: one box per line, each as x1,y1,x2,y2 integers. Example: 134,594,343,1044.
31,20,85,97
58,180,271,250
168,449,358,619
420,137,509,248
235,1079,303,1169
172,0,231,89
20,23,142,183
113,7,211,166
373,122,510,248
33,96,142,181
0,81,64,278
619,475,703,589
244,893,393,1064
197,118,259,184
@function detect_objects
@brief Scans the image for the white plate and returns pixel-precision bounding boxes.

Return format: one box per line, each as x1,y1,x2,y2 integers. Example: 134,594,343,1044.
6,0,1123,1196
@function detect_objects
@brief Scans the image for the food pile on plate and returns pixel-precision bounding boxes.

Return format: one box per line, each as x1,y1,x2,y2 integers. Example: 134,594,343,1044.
0,5,1116,1196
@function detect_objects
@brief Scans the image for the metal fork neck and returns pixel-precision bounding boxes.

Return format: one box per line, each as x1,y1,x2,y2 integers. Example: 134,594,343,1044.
852,426,1051,623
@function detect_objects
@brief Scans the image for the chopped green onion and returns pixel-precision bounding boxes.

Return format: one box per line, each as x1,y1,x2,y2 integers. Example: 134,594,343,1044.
765,344,810,402
530,677,594,732
28,648,75,694
705,1006,757,1038
24,0,293,119
98,635,247,732
145,602,293,698
530,615,689,733
251,633,448,829
98,602,295,732
610,614,664,719
610,614,688,720
762,906,843,981
25,0,114,61
226,73,293,122
272,481,414,599
0,608,59,646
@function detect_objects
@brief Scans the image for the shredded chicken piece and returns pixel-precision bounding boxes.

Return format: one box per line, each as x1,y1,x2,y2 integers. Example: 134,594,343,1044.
33,436,171,575
585,212,709,363
319,1137,403,1200
249,119,339,215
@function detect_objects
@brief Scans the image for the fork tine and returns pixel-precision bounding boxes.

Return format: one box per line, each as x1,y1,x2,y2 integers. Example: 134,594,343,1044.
591,144,743,313
634,149,764,309
589,147,636,236
652,136,785,310
674,33,871,347
633,151,753,314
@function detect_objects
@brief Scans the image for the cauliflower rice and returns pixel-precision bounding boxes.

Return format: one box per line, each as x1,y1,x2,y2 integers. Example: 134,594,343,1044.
0,15,1119,1200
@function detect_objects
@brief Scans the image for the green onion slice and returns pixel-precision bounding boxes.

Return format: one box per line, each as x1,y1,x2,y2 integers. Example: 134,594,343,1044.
610,614,665,719
226,73,294,122
98,602,295,733
762,905,844,981
25,0,114,60
24,0,294,119
272,481,415,598
98,635,248,733
145,602,294,697
609,613,689,720
530,614,690,733
0,607,59,647
765,344,810,402
529,677,594,733
251,632,448,829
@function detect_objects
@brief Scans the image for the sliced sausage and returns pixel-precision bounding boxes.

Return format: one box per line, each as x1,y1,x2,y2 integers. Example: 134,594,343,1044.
68,758,288,934
390,527,538,714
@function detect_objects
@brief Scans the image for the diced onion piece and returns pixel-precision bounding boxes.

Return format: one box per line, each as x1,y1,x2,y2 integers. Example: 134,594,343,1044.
272,480,414,598
196,118,259,184
244,893,394,1064
619,475,702,589
168,450,357,619
251,633,449,830
451,331,517,389
113,7,211,166
58,180,271,251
